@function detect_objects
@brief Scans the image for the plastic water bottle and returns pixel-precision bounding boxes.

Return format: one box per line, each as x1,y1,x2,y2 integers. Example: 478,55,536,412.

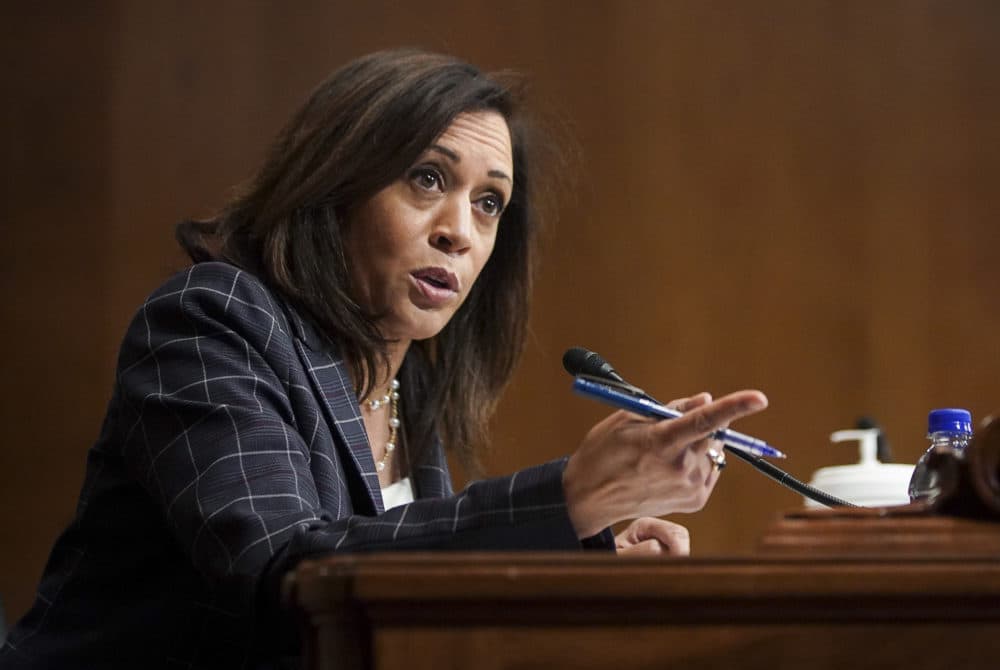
907,408,973,502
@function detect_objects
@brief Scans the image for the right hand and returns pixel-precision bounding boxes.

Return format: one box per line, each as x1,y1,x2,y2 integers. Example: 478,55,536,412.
562,390,768,538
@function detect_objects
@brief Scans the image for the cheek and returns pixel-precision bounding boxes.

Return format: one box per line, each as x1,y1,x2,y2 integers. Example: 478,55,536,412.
473,230,499,276
344,233,396,307
355,218,416,282
342,228,367,286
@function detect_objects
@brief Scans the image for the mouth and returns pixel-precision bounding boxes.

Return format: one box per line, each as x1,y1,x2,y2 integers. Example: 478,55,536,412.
410,267,459,293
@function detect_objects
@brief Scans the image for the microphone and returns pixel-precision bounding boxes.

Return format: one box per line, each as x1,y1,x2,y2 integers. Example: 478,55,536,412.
562,347,627,384
563,347,653,399
563,347,855,508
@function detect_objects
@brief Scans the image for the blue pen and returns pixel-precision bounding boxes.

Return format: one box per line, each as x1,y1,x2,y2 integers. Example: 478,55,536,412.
572,376,787,459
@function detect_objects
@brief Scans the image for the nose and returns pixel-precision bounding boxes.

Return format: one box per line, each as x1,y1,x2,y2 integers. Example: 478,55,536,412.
429,197,472,256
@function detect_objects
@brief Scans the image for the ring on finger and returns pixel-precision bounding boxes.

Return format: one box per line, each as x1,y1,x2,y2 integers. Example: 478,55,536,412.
706,447,727,472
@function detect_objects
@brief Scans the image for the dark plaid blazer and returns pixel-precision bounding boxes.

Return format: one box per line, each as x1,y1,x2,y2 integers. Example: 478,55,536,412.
1,262,612,669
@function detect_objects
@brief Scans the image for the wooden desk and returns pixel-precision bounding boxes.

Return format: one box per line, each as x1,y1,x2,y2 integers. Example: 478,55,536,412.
287,544,1000,670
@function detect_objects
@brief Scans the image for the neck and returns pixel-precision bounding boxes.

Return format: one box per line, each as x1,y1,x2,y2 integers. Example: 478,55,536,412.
365,338,410,399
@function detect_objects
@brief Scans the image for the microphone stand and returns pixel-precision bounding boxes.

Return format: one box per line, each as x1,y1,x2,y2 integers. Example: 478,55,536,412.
720,442,856,508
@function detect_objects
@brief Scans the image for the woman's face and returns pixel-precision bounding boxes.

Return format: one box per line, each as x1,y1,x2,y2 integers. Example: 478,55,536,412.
344,110,514,345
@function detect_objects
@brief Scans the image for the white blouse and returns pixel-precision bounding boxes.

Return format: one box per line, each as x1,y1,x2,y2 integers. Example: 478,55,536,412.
380,476,415,511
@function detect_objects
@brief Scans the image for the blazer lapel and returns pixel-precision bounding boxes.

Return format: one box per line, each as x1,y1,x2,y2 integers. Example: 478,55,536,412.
279,298,455,510
412,438,454,499
283,308,384,514
298,343,453,508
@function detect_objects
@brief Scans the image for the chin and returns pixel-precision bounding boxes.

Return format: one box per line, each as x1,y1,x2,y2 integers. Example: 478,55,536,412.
410,321,450,342
388,312,454,343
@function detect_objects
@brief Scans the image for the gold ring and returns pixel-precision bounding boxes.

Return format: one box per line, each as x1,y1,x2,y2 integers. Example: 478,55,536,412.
707,448,727,472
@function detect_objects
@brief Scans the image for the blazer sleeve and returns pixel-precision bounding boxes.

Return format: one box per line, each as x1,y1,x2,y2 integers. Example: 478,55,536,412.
114,264,613,617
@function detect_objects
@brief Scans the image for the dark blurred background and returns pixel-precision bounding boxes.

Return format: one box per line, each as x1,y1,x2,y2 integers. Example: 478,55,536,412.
2,0,998,623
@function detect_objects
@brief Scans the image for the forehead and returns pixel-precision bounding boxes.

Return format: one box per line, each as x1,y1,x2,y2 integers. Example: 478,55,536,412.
433,111,513,174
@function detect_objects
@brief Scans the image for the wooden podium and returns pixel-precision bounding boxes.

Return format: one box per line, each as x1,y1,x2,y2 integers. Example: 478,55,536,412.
286,415,1000,668
286,511,1000,670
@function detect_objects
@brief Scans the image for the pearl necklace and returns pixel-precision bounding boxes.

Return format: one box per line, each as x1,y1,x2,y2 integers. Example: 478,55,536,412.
368,379,400,473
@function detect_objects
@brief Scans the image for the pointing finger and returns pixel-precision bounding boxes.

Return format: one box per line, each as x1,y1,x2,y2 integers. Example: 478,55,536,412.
667,392,712,412
652,390,768,449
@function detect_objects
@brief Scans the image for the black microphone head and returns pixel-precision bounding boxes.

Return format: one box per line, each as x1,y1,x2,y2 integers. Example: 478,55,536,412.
562,347,625,383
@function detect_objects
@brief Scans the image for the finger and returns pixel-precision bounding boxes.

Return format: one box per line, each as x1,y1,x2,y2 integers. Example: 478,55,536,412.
617,538,666,556
625,517,691,555
652,390,767,449
666,392,712,412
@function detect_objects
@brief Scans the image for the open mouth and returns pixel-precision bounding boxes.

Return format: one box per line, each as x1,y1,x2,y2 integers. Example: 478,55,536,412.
421,276,449,289
411,267,458,292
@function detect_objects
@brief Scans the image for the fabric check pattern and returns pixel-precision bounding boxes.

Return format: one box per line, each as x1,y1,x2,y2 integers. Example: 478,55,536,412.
1,262,612,669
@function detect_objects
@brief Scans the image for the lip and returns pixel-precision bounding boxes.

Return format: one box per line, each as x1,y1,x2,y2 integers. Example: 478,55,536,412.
409,267,460,307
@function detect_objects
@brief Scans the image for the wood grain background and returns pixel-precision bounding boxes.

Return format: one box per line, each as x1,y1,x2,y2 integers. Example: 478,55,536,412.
2,0,998,622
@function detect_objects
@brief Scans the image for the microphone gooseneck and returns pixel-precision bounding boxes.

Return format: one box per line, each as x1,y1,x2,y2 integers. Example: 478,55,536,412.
562,347,855,508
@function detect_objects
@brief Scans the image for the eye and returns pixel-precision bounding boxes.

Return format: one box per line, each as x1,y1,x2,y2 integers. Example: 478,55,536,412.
477,192,505,217
409,166,444,192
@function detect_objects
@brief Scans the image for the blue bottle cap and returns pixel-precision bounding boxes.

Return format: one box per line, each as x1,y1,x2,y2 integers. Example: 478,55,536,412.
928,408,973,434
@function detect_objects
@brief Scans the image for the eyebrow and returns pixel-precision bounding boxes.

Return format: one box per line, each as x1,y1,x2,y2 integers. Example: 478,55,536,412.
429,144,512,183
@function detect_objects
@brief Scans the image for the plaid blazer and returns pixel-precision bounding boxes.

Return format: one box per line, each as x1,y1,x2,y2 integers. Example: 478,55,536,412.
2,262,612,669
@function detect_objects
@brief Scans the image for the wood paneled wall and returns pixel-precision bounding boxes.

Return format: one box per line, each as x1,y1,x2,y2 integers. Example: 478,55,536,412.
2,1,998,622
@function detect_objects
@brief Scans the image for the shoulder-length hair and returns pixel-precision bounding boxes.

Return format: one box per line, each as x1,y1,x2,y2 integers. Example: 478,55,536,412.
176,49,543,475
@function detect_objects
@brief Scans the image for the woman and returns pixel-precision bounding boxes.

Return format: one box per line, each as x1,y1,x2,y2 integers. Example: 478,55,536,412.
0,50,766,668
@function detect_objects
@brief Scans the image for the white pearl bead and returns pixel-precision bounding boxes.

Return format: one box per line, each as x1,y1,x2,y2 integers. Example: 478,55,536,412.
372,378,401,474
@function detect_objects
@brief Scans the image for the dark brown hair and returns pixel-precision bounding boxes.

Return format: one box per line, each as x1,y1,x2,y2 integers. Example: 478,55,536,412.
176,49,542,475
